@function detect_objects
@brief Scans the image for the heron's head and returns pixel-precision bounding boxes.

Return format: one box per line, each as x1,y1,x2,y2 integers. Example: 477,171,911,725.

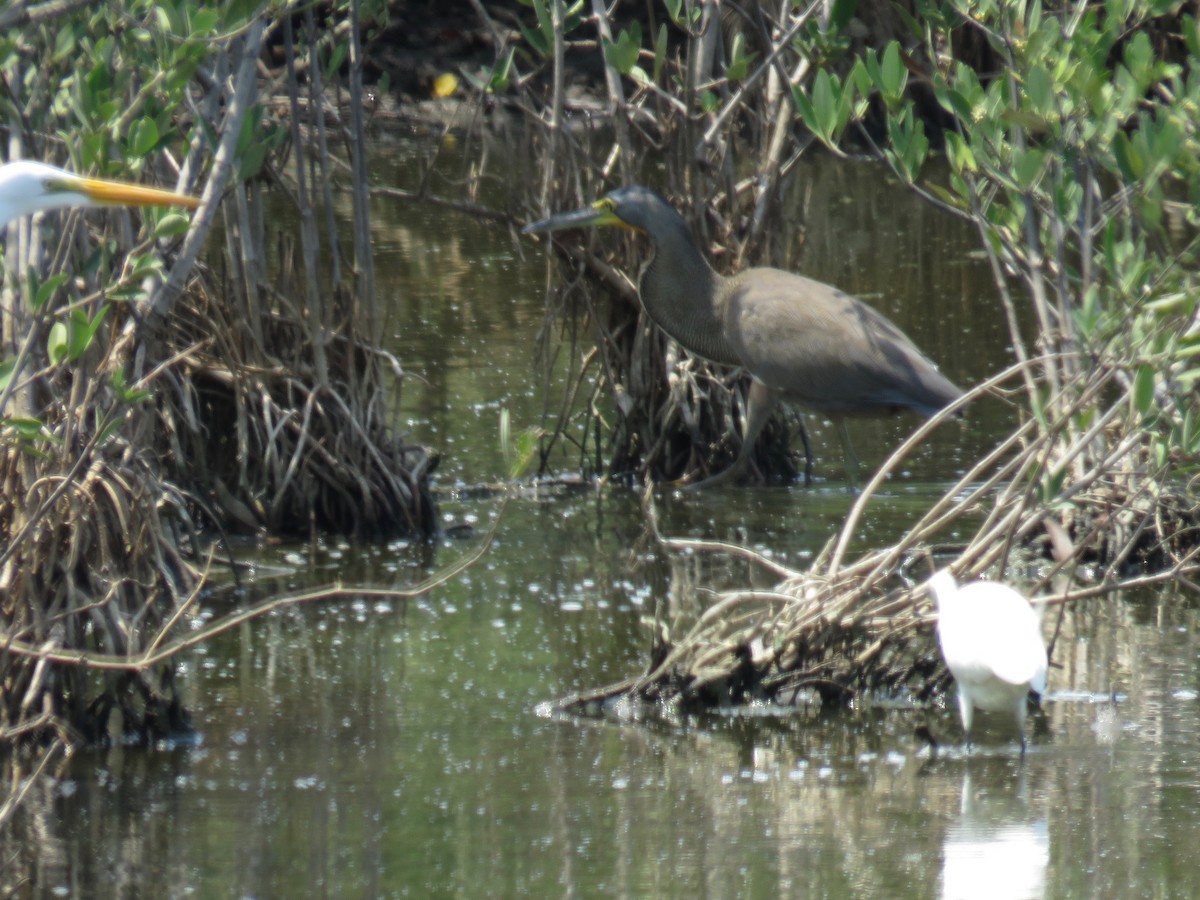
522,185,677,237
0,160,200,225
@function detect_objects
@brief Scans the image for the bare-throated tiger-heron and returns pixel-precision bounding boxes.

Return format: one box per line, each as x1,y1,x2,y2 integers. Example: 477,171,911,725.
523,185,964,488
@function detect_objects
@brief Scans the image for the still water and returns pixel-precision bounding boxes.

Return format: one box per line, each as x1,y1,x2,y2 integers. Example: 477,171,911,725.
5,146,1200,897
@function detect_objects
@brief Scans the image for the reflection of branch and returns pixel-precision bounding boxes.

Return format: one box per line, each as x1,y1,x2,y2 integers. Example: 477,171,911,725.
370,186,515,226
0,504,505,672
0,740,61,829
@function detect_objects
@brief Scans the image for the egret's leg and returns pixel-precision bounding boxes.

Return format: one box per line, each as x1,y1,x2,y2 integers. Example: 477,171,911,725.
683,382,779,490
1015,696,1029,758
834,418,860,487
958,689,974,751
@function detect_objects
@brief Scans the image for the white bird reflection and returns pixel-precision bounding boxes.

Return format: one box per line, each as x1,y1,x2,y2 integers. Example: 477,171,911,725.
941,770,1049,900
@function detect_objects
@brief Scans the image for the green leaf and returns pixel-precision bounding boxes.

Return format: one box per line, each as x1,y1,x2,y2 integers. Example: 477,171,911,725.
828,0,860,32
97,417,125,446
518,21,550,57
811,70,837,138
130,116,159,157
944,131,976,174
0,358,17,393
1030,386,1048,430
792,85,822,141
879,41,907,105
653,24,668,84
238,143,268,182
603,22,642,76
4,417,49,440
32,273,69,312
726,32,755,82
1014,148,1046,190
47,322,69,366
1024,65,1054,117
850,58,872,98
886,110,927,182
68,304,109,361
487,47,511,93
188,7,219,38
500,408,542,479
1111,132,1142,181
1133,364,1156,417
154,212,191,239
1123,31,1153,91
1039,465,1067,504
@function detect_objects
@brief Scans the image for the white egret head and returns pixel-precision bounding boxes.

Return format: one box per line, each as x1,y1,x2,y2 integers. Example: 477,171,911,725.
0,160,199,225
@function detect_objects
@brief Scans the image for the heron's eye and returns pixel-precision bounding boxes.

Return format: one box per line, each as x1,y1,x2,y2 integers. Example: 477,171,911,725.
599,199,615,213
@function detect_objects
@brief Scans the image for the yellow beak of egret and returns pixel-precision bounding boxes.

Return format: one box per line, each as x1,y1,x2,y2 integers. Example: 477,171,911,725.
62,175,201,211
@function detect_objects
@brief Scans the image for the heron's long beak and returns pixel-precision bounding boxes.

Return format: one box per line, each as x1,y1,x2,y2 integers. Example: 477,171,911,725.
522,201,622,234
63,175,201,210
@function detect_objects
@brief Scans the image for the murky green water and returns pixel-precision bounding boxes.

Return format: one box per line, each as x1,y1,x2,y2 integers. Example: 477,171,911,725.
5,143,1200,898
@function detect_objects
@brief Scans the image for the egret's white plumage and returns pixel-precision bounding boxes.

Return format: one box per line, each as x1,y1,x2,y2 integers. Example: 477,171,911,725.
0,160,199,225
929,569,1048,752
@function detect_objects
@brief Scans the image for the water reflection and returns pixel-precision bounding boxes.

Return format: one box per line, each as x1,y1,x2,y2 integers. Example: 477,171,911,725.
4,145,1200,897
941,769,1049,900
1,507,1199,896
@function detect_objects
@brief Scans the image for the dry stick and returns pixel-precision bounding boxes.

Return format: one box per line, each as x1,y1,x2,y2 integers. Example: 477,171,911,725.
1034,556,1200,607
826,357,1037,576
987,374,1126,573
137,17,268,328
0,504,505,672
965,180,1038,400
972,413,1147,584
0,740,61,829
306,4,342,290
656,535,800,581
696,3,816,154
321,387,414,496
589,0,631,179
283,14,329,388
270,381,318,518
142,548,218,660
1008,104,1072,424
826,406,1050,593
347,0,378,342
537,0,567,209
0,401,123,571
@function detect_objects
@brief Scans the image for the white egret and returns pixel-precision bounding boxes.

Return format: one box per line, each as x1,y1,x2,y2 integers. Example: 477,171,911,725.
928,569,1048,754
0,160,199,225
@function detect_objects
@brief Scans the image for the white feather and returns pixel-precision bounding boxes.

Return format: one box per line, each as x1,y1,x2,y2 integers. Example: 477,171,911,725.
929,569,1049,748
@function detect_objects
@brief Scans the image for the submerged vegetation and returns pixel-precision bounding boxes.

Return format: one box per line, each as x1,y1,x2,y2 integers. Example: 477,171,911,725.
452,0,1200,711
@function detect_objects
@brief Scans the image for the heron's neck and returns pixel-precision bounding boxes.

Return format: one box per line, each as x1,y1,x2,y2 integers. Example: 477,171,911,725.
637,215,739,366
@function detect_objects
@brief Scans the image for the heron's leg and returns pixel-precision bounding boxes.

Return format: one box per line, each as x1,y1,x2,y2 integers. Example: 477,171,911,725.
681,381,778,490
795,416,814,486
834,418,860,487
